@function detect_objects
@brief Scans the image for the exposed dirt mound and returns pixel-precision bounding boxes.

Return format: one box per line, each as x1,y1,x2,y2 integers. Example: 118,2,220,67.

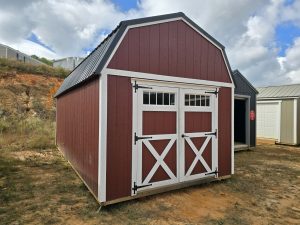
0,73,62,118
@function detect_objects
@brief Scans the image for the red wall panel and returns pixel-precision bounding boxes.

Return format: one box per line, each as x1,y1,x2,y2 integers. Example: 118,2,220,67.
218,87,232,176
106,75,132,201
56,78,99,197
108,20,231,83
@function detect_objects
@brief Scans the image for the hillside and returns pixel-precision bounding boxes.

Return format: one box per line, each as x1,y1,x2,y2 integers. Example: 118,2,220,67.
0,59,64,149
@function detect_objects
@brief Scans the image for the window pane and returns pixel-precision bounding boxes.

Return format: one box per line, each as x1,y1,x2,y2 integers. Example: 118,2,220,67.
164,93,170,105
157,92,163,105
150,92,156,105
190,95,195,106
143,92,149,104
201,95,205,106
185,94,189,106
196,95,201,106
170,93,175,105
206,96,210,106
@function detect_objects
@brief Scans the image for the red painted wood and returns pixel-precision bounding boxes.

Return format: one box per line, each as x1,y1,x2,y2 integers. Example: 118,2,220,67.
108,20,231,83
56,78,99,197
184,112,212,175
218,87,232,176
143,111,176,135
142,140,177,183
185,112,211,133
106,75,132,201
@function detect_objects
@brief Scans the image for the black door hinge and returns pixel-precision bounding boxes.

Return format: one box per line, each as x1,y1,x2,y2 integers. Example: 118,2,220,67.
132,182,152,194
205,89,219,97
133,81,153,93
205,167,218,176
205,129,217,137
134,132,152,145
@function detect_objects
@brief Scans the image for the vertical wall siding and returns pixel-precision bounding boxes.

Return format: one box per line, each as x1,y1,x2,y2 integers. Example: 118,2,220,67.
108,20,231,83
56,78,99,197
280,99,294,144
106,75,132,201
233,73,257,147
218,87,232,176
298,99,300,144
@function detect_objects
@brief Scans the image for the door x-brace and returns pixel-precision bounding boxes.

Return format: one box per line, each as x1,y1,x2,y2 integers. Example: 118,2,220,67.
184,136,212,176
141,138,177,185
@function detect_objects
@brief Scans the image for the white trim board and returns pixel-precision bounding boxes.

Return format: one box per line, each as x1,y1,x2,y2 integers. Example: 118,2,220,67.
98,73,108,203
102,68,233,88
294,99,297,144
102,17,234,85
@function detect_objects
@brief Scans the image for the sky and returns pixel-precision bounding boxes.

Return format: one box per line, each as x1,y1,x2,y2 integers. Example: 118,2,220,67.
0,0,300,86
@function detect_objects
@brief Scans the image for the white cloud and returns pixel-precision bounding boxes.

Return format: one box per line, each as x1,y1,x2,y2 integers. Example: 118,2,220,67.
0,0,300,86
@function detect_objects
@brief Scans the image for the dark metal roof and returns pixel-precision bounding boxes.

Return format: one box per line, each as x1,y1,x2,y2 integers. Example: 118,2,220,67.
55,12,232,97
232,70,258,94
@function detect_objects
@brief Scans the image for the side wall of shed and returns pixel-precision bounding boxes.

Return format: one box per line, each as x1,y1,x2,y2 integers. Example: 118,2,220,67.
298,98,300,144
280,99,294,144
56,78,99,197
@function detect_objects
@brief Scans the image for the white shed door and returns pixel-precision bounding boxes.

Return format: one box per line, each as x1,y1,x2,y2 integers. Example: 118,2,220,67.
257,102,280,140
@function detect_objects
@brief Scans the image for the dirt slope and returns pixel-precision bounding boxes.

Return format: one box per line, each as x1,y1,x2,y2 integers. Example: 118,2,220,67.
0,73,62,119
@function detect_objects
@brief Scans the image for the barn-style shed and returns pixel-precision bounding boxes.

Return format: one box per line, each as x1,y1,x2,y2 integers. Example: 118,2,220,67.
55,12,234,205
232,70,258,151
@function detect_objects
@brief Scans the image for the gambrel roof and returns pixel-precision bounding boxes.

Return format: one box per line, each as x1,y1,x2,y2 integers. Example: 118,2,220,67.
55,12,232,97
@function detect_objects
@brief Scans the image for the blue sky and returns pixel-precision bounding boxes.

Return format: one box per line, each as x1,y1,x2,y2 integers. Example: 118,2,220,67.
1,0,300,86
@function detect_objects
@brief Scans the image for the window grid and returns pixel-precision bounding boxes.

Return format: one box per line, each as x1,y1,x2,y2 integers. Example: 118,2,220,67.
185,94,210,107
143,91,175,106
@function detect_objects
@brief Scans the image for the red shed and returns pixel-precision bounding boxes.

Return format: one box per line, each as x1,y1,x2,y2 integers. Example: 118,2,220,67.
55,12,234,206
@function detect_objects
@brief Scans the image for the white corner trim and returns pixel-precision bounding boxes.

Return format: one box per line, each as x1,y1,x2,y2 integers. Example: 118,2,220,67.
278,101,282,142
98,73,107,202
102,17,234,85
294,99,297,144
231,87,234,175
102,68,233,88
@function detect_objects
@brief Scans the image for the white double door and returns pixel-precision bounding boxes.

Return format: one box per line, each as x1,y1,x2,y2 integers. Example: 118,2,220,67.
132,81,218,195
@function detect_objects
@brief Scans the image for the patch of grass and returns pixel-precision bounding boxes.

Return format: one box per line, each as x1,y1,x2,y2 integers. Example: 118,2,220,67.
0,58,69,78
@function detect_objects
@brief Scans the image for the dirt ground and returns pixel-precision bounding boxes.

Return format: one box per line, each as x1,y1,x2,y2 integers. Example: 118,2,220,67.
0,139,299,225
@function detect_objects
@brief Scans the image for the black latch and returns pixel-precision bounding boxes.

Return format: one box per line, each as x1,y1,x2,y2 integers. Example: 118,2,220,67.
205,89,219,97
133,81,153,93
134,132,152,145
181,134,189,138
132,182,152,194
205,167,218,176
205,129,217,137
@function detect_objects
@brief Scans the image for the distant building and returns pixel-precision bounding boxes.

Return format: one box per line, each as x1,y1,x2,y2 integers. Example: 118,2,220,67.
0,43,44,65
257,84,300,145
53,57,84,70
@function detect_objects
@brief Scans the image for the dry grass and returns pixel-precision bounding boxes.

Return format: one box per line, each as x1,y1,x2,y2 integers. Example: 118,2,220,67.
0,131,299,225
0,58,69,78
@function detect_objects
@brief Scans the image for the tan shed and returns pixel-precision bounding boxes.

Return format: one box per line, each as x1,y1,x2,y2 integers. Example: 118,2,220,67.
256,84,300,145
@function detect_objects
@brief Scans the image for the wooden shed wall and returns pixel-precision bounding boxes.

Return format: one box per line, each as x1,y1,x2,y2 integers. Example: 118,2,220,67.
56,78,99,197
108,20,231,83
218,87,232,176
106,75,133,201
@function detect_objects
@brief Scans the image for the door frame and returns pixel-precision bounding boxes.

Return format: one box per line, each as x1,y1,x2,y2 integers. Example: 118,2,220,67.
234,95,250,147
131,78,219,196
